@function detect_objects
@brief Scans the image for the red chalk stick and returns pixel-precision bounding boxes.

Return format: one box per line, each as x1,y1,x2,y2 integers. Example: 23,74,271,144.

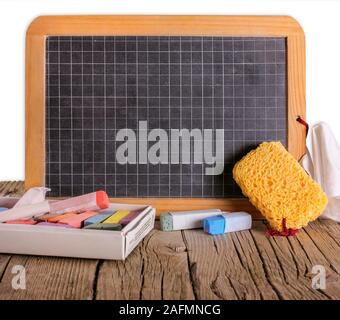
6,219,37,225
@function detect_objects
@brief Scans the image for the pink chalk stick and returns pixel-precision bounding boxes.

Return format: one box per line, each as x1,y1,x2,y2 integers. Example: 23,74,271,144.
49,191,109,214
59,211,97,228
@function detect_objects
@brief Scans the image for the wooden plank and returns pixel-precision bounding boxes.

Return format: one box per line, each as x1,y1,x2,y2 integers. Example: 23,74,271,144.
182,227,279,299
96,226,195,300
25,32,46,189
321,219,340,245
0,181,24,280
287,223,340,299
0,255,11,282
28,15,304,37
302,220,340,292
0,181,11,194
0,255,98,300
0,181,24,197
305,221,340,272
308,219,340,249
250,221,335,299
287,32,306,161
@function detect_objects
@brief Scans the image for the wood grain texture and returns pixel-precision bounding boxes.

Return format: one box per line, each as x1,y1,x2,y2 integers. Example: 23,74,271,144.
0,181,20,284
25,34,45,189
0,181,24,197
96,225,195,300
182,226,279,299
287,221,340,299
26,15,305,37
0,256,98,300
1,182,338,300
287,34,306,160
250,222,332,299
25,15,306,214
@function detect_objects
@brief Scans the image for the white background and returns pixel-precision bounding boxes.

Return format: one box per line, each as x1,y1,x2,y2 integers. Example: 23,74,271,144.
0,0,339,180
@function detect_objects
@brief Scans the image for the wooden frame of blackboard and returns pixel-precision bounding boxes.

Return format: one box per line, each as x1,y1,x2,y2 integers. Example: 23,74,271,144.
25,15,305,216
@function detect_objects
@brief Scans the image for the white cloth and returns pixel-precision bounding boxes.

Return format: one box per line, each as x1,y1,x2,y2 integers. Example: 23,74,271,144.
0,187,51,222
13,187,50,208
300,122,340,221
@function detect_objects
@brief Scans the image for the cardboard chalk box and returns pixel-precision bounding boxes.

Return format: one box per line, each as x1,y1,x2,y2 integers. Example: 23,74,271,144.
0,197,155,260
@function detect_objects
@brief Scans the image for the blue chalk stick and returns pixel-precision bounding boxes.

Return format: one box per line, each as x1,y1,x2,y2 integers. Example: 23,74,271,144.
84,211,114,227
203,212,252,235
203,215,225,235
0,207,8,213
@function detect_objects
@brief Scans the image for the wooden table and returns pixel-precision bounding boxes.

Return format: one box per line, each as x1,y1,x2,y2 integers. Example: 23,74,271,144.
0,181,339,300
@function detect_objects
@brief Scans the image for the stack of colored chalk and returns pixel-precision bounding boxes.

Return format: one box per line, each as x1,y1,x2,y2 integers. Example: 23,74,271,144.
0,191,144,231
82,209,143,230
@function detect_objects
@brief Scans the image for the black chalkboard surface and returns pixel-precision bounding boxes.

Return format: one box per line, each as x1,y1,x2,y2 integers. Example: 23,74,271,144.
45,36,286,198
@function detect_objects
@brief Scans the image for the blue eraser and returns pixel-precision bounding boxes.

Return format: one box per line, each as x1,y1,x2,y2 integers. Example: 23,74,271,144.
0,207,8,213
203,215,225,235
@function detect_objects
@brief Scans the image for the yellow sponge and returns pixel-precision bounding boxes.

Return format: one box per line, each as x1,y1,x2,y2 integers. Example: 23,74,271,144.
233,141,328,231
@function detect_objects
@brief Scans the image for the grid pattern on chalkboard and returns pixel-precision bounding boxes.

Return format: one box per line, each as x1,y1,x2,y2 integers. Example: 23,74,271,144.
45,36,287,197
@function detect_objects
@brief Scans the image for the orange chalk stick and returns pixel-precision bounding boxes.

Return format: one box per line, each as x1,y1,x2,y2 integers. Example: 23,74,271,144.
46,212,77,223
59,211,97,228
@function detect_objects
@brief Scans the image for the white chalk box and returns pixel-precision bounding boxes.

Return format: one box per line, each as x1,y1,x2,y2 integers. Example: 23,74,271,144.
0,197,155,260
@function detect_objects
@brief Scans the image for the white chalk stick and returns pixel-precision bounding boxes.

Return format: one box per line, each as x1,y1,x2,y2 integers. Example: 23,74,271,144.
160,209,222,231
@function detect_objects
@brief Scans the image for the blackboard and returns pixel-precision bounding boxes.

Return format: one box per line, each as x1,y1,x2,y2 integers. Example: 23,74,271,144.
45,35,287,198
